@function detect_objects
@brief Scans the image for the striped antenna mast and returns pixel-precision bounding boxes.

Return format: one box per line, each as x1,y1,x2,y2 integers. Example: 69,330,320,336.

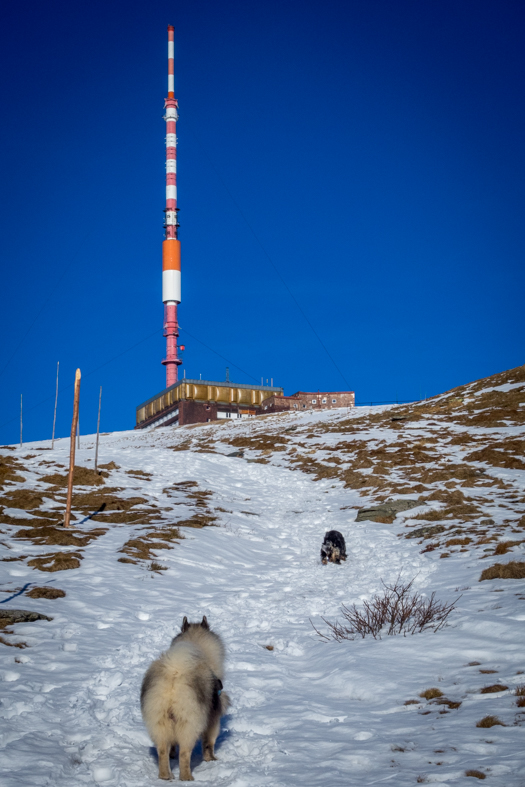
161,25,182,387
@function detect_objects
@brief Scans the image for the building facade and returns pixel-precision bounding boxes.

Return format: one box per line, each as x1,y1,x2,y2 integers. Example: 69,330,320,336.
136,379,283,429
260,390,355,414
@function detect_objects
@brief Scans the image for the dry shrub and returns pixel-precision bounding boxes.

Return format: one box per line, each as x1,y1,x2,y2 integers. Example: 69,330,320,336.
148,561,167,572
480,684,508,694
465,770,486,780
98,461,120,470
515,685,525,696
42,466,105,487
26,586,65,599
476,715,504,728
480,561,525,581
313,579,458,641
27,551,82,571
419,688,443,700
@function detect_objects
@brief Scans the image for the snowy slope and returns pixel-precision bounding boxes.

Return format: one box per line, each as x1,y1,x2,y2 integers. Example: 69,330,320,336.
1,365,525,786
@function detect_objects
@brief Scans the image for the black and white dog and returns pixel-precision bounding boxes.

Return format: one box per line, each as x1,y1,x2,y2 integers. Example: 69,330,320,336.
320,530,347,564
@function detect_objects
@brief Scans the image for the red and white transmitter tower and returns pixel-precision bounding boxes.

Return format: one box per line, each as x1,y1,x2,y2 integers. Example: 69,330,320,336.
162,25,183,387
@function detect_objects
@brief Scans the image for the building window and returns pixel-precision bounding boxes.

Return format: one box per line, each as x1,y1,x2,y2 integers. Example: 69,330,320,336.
332,398,336,403
293,404,298,409
226,412,231,418
322,398,327,404
312,399,317,404
302,404,306,408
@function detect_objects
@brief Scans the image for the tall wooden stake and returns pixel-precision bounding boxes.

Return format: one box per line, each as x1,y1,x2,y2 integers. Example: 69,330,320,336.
94,386,102,473
77,415,80,449
64,369,81,528
52,361,59,448
20,394,23,448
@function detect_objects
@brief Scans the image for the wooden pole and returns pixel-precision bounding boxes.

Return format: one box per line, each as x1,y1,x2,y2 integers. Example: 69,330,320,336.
20,394,23,448
77,415,80,450
94,386,102,473
64,369,81,528
52,361,59,449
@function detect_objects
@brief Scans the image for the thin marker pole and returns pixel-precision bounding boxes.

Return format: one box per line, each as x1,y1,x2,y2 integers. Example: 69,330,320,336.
20,394,22,448
94,386,102,473
52,361,59,448
64,369,81,528
77,415,80,449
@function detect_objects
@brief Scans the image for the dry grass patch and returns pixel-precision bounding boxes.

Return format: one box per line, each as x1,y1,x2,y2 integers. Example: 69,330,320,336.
0,489,50,510
465,445,525,470
479,561,525,581
446,537,472,547
476,715,505,728
493,540,523,555
27,551,83,571
419,688,443,700
125,469,153,479
119,524,183,563
42,466,106,487
228,434,288,451
14,522,106,547
26,586,65,599
0,455,26,486
465,770,486,779
480,684,508,694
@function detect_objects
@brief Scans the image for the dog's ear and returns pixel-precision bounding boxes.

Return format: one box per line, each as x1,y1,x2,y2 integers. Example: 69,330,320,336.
201,615,209,629
182,616,189,632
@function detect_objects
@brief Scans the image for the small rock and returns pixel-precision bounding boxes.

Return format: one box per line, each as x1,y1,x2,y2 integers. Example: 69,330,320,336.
0,609,53,626
227,450,244,458
480,518,495,526
405,524,446,539
356,499,420,523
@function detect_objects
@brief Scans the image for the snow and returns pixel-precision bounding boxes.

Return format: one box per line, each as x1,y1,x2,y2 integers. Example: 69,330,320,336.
1,401,525,786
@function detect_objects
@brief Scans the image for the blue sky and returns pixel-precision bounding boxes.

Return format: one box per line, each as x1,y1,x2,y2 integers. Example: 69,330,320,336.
1,0,524,444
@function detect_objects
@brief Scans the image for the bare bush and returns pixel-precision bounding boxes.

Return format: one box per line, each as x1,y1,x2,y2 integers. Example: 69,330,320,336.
312,578,459,642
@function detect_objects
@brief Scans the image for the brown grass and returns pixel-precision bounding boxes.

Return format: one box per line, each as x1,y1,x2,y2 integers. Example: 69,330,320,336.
480,684,508,694
0,635,28,649
419,688,443,700
0,455,26,486
27,551,83,571
42,466,106,487
465,770,486,779
476,715,504,728
125,469,153,479
148,561,167,572
229,435,288,451
25,586,65,599
480,561,525,581
446,537,472,547
493,540,522,555
119,524,182,563
14,523,106,547
465,445,525,470
0,489,49,510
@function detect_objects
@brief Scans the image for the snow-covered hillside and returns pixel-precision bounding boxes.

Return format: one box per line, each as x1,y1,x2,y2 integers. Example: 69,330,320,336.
1,364,525,786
